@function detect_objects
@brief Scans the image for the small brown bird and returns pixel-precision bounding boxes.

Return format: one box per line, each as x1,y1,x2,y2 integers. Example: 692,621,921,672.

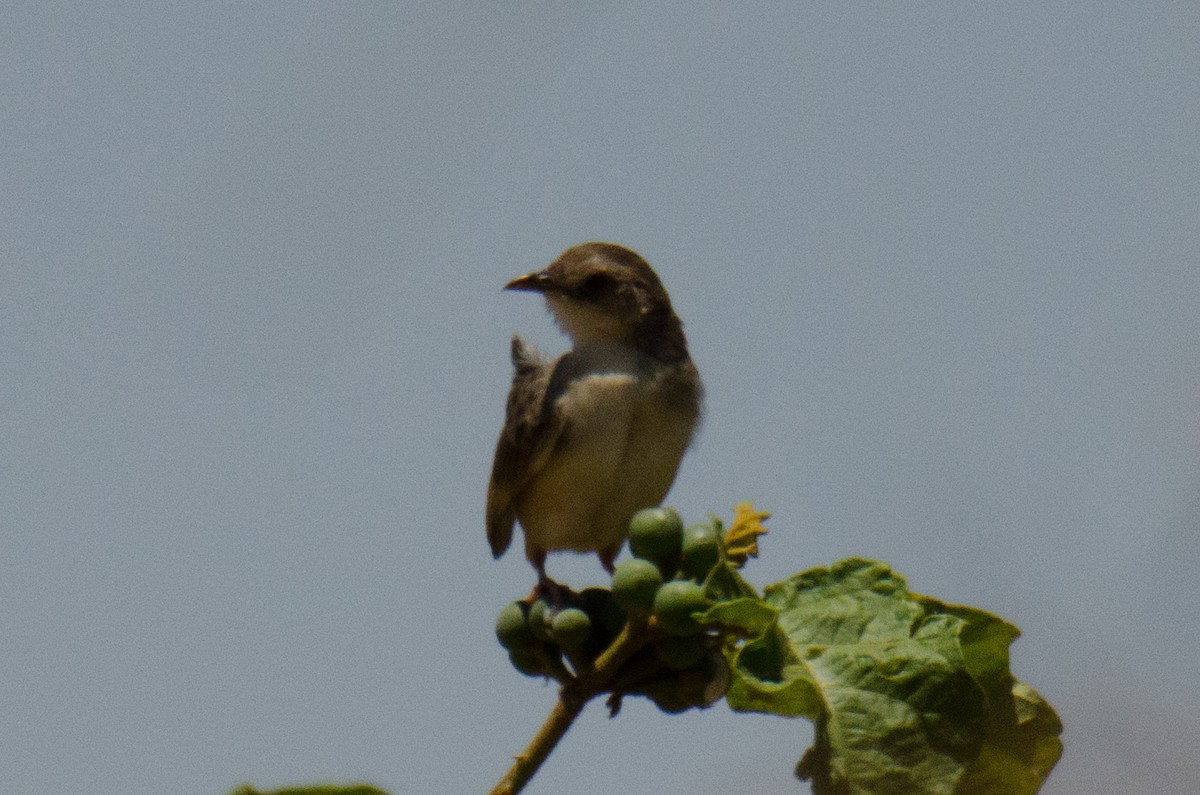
486,242,703,583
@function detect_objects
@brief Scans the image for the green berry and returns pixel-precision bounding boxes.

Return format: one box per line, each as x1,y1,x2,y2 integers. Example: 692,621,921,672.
550,607,592,650
527,599,555,642
611,557,664,612
495,601,533,650
658,633,709,669
579,587,627,638
508,646,552,678
680,522,723,581
653,579,710,636
628,506,684,568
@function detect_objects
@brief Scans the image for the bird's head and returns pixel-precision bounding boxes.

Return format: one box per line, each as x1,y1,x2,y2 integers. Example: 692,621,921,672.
505,242,679,350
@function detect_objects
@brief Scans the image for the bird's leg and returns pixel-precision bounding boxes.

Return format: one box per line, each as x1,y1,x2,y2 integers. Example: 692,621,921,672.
597,545,621,575
526,548,568,606
532,578,568,607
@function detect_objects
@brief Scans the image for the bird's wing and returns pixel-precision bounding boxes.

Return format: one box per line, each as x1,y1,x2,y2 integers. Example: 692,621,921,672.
486,336,569,558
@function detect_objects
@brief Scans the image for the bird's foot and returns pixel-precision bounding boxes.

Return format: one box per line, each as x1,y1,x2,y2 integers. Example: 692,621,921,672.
529,574,570,607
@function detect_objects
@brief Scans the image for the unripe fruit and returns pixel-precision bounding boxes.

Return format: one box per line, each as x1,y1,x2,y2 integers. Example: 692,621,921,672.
653,579,710,636
495,601,533,650
658,633,709,669
550,607,592,651
508,646,553,678
680,522,723,581
527,599,555,642
579,587,627,638
628,506,684,568
611,558,665,612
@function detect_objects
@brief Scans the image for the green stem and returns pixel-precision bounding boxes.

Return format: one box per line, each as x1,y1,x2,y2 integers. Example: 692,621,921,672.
488,688,587,795
489,615,652,795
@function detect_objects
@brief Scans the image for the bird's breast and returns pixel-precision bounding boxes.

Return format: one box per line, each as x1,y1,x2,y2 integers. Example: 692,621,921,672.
515,356,698,555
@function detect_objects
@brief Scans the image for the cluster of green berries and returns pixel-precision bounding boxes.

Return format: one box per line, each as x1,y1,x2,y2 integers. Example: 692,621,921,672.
495,507,727,680
615,506,722,631
495,586,626,677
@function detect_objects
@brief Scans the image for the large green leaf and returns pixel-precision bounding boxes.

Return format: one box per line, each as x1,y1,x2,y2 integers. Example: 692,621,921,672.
714,558,1062,794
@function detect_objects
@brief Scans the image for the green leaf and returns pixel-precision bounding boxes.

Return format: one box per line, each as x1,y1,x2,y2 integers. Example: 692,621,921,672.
702,555,760,603
952,682,1064,794
721,558,1062,794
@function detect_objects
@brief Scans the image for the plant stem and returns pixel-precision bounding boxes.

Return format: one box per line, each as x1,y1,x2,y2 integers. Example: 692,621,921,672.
488,615,652,794
488,688,587,795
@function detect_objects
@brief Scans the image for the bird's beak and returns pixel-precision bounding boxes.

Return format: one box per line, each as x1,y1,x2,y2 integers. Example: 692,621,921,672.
504,270,554,293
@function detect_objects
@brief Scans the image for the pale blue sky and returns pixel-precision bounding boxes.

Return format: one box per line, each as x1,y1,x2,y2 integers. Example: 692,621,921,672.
3,4,1198,793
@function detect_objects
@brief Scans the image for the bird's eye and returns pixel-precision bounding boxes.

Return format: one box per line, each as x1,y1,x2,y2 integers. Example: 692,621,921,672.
576,272,614,298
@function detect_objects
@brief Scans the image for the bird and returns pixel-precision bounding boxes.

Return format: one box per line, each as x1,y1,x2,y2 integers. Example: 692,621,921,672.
486,242,703,586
